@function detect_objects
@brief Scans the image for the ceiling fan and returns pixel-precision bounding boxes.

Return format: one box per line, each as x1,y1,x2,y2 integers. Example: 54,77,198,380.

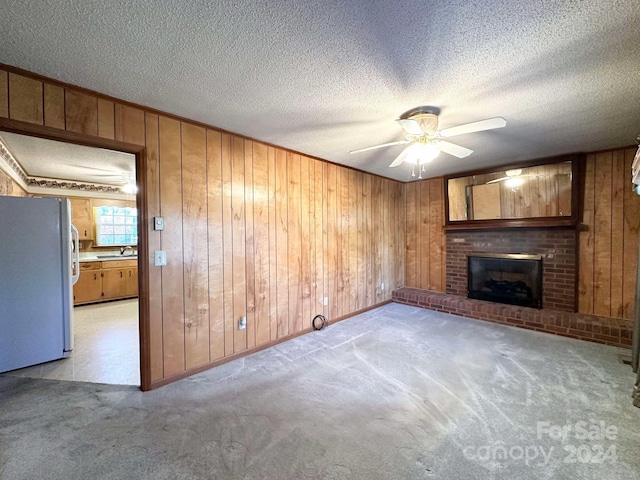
349,107,506,177
486,168,529,185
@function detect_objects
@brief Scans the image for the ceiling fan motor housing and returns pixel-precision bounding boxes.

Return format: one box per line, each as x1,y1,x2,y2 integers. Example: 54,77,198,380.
408,113,439,136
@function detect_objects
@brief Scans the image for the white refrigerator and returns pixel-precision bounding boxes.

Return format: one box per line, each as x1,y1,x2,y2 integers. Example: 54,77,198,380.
0,196,80,373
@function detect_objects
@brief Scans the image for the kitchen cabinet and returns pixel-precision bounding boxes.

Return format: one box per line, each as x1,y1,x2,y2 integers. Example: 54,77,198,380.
101,259,138,301
73,262,102,304
70,198,93,240
73,259,138,305
125,267,138,296
102,267,128,299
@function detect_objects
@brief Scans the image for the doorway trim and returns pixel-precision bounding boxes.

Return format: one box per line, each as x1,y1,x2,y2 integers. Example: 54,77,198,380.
0,117,152,391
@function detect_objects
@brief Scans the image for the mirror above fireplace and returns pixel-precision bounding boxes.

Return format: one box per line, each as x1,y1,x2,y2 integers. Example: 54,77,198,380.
445,154,580,229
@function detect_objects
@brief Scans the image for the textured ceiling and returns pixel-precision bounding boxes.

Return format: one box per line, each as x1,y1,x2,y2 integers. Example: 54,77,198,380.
0,132,135,185
1,0,639,181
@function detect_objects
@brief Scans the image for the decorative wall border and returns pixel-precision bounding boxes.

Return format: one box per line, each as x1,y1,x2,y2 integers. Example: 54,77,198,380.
0,136,122,194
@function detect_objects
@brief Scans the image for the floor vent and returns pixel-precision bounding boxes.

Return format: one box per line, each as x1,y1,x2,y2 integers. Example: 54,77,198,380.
618,354,632,366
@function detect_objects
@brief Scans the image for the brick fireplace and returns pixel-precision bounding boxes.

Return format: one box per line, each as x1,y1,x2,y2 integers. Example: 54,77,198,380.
446,228,576,312
393,226,633,348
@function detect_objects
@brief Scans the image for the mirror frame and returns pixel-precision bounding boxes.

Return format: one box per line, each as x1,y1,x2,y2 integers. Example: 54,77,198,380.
444,153,582,230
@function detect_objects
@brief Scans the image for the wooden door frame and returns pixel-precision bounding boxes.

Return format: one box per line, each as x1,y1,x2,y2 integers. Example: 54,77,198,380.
0,117,152,391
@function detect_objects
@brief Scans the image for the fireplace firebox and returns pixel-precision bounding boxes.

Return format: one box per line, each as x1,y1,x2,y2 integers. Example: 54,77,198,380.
467,254,543,309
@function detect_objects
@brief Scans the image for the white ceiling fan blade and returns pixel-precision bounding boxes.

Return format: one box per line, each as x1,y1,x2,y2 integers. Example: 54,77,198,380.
438,117,506,138
435,141,473,158
349,140,410,154
395,119,423,136
389,145,413,167
486,176,510,184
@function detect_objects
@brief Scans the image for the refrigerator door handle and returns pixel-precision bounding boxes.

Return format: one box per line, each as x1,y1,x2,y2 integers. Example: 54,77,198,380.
71,223,80,285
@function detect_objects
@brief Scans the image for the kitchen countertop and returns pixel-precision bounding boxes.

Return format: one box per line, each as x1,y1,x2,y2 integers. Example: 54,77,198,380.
79,253,138,263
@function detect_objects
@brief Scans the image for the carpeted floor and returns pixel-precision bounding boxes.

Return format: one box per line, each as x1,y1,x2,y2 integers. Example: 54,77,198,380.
1,303,639,480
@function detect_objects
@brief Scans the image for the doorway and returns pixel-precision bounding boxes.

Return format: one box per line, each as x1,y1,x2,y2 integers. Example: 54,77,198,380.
0,130,143,386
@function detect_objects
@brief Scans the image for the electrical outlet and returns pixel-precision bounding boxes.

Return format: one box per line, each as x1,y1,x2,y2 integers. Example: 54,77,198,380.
154,250,167,266
238,316,247,330
323,297,328,306
381,282,385,291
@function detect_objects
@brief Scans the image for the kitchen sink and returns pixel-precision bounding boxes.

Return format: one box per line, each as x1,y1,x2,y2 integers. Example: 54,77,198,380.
96,255,137,259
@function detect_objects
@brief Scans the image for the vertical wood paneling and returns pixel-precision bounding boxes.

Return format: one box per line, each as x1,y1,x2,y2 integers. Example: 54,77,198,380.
578,154,595,313
253,142,271,345
404,177,445,292
579,147,639,320
221,134,234,356
339,168,350,315
9,73,43,124
326,163,338,319
115,104,145,146
419,180,430,289
144,113,163,382
268,147,278,340
356,173,364,309
314,160,324,317
245,141,256,349
371,177,382,302
405,182,417,287
181,123,209,368
43,84,65,129
623,148,640,319
382,180,391,300
321,162,330,318
207,130,225,361
287,153,302,333
429,178,444,291
610,150,625,317
275,149,289,336
231,136,247,353
349,170,359,310
158,116,185,376
300,156,312,330
593,152,612,316
363,174,372,305
65,90,97,135
98,98,115,139
0,71,7,118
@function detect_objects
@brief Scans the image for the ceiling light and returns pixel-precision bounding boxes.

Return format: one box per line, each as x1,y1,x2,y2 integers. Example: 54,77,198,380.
404,143,440,165
505,177,523,188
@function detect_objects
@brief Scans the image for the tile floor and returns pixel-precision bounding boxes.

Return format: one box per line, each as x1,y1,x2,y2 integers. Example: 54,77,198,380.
6,299,140,385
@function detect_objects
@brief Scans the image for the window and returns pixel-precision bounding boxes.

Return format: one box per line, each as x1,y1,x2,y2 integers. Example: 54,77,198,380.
94,205,138,246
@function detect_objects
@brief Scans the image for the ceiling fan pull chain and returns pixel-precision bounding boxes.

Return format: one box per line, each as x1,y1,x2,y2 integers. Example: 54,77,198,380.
411,165,416,177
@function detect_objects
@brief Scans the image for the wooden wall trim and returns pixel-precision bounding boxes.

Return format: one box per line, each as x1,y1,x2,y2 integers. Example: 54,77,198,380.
0,117,143,153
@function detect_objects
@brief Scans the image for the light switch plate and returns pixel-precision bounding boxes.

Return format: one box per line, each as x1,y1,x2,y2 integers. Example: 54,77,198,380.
154,216,164,231
154,250,167,266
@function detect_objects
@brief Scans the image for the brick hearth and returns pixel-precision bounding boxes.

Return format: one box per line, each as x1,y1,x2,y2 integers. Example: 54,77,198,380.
392,288,633,348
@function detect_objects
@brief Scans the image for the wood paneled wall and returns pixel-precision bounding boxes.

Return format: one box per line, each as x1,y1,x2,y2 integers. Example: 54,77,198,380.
404,177,445,292
579,147,640,320
0,67,404,388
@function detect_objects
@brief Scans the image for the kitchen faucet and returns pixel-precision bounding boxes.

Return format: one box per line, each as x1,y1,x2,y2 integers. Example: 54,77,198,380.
120,245,134,256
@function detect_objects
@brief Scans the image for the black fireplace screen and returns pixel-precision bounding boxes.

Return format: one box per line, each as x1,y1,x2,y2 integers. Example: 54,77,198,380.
467,254,543,309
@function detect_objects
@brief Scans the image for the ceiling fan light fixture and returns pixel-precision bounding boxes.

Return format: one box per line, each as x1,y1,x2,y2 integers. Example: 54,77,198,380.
404,142,440,165
505,177,524,188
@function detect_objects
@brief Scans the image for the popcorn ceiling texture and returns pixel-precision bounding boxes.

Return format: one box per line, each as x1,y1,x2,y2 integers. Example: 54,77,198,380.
0,1,639,181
